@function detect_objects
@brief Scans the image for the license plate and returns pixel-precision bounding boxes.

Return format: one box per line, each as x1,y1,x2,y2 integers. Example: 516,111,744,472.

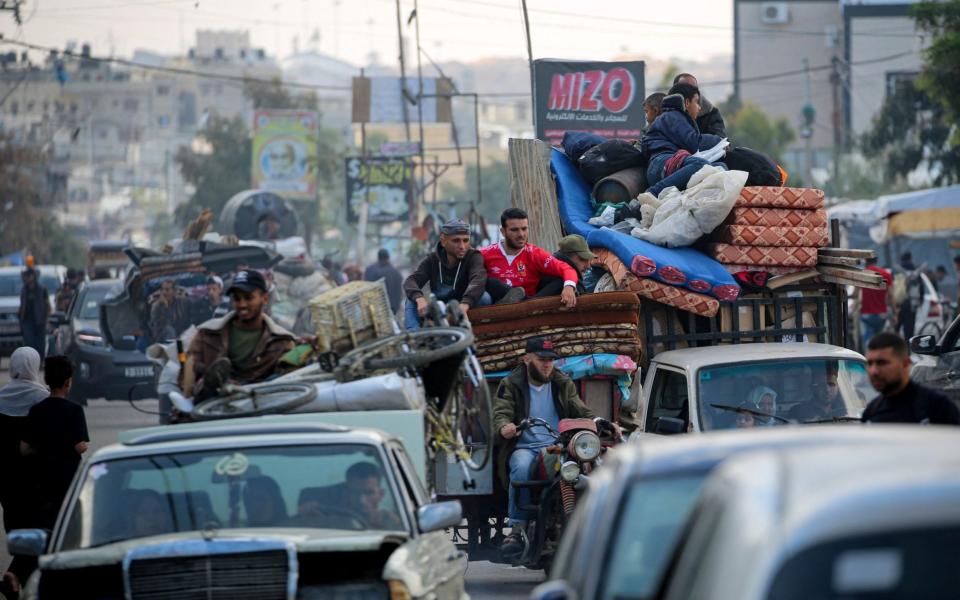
125,366,153,378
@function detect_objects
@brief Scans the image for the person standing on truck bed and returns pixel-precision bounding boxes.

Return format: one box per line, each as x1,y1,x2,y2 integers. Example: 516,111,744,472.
862,332,960,425
402,218,489,330
186,269,296,400
481,208,580,308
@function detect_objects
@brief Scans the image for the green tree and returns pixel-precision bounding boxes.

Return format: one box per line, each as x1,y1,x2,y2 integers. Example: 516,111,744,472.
861,79,960,185
0,133,84,266
174,115,252,226
913,1,960,119
439,159,511,224
724,102,796,164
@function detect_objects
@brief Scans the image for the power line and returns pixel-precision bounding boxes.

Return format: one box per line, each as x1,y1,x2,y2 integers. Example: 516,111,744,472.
0,38,352,91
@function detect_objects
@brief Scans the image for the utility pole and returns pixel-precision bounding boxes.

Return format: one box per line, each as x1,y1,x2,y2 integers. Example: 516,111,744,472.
520,0,535,128
801,58,814,187
830,55,843,190
413,0,427,217
395,0,411,142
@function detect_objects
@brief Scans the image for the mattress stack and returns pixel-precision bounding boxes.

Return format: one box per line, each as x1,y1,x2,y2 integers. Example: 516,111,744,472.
704,187,829,275
468,292,643,371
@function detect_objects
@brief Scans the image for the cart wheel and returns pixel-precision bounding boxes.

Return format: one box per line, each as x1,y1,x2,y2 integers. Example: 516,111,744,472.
192,382,317,420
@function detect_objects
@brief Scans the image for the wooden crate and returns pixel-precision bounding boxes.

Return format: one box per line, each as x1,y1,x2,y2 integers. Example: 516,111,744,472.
309,280,395,353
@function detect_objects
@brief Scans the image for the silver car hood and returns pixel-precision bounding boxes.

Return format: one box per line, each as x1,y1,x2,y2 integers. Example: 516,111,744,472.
40,528,409,570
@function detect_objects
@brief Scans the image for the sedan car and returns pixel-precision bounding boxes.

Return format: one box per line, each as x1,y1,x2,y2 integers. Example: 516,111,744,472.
0,264,66,355
52,279,156,403
8,416,467,600
532,426,955,600
910,313,960,406
660,430,960,600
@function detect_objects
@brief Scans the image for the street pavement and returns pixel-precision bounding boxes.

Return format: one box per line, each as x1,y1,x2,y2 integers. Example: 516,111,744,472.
0,363,541,599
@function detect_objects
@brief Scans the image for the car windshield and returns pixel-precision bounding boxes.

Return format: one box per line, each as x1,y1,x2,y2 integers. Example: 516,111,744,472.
60,443,405,550
697,359,873,430
601,475,708,600
0,273,60,297
77,286,113,320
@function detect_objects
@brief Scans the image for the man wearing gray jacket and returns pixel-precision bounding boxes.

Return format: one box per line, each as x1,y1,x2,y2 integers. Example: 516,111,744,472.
673,72,727,137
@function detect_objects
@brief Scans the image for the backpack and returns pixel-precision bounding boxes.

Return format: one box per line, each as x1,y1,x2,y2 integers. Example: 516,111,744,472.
578,139,646,186
723,147,782,186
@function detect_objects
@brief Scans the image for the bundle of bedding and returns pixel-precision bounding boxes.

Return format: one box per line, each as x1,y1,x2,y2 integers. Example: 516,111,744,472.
468,292,642,371
706,186,829,274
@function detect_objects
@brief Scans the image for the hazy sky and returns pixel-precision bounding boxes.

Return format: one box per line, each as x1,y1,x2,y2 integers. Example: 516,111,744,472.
5,0,734,66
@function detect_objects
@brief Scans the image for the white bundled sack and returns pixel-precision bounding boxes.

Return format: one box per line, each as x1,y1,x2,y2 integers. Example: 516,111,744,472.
631,167,748,248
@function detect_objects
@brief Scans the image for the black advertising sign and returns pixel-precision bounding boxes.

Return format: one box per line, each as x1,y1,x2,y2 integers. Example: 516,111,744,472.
344,156,413,223
533,59,646,146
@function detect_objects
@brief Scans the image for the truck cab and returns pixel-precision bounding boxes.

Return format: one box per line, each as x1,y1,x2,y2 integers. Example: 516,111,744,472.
639,343,875,434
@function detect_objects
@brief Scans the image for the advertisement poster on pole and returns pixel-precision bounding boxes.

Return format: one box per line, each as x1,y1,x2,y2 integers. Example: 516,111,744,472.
532,59,646,146
252,110,318,199
345,156,413,223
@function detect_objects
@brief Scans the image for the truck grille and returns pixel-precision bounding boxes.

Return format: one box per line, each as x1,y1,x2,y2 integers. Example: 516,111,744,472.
125,540,294,600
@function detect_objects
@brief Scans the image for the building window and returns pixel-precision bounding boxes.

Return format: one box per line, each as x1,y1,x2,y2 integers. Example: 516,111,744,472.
885,71,918,97
157,85,171,96
9,101,17,115
123,98,139,111
157,115,170,128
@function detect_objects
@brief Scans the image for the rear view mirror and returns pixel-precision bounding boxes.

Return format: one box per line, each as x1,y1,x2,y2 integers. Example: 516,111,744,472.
653,416,685,435
909,334,938,355
7,529,47,557
417,500,462,533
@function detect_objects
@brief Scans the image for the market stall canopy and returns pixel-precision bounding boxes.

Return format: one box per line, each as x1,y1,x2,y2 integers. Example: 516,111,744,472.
873,184,960,238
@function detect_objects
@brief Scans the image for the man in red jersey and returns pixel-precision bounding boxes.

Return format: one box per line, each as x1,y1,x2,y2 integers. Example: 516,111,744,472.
481,208,579,308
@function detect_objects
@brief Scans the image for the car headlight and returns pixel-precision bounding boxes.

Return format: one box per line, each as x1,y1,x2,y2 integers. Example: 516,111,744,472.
568,430,601,462
76,331,104,346
560,460,581,483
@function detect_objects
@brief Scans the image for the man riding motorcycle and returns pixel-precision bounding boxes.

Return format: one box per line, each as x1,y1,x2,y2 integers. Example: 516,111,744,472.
493,337,621,557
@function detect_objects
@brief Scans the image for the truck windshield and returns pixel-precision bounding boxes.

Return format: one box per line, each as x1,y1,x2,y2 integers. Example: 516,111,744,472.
59,443,405,550
77,286,113,320
697,359,873,430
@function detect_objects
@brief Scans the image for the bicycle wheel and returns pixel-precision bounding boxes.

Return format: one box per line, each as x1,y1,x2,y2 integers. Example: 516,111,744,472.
454,352,493,471
192,382,317,420
362,327,474,371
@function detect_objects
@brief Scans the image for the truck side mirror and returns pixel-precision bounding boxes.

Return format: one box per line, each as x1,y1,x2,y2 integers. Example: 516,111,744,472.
7,529,47,557
530,580,576,600
909,334,939,355
653,416,685,435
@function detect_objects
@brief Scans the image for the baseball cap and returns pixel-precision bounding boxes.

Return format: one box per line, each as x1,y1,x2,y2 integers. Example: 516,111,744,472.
440,218,470,236
558,234,597,261
525,336,559,359
206,274,224,289
227,269,267,294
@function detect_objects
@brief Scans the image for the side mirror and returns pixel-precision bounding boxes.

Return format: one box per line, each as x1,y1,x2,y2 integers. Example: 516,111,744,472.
416,500,462,533
530,580,577,600
653,416,685,435
7,529,48,557
910,334,939,355
49,311,67,327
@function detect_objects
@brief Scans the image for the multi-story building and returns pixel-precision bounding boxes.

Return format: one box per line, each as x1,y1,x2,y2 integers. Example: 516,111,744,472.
734,0,925,179
0,31,281,238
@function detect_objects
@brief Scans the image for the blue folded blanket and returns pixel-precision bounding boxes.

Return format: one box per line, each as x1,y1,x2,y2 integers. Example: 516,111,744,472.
551,149,741,301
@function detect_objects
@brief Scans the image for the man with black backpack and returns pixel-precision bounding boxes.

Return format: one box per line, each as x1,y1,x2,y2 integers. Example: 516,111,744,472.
862,332,960,424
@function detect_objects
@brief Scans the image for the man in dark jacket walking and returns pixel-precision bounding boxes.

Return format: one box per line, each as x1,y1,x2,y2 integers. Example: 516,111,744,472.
18,268,51,361
364,249,404,313
402,218,488,330
673,72,726,137
862,331,960,424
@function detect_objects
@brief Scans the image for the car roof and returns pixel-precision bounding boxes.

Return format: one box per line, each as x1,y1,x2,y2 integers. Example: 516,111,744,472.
651,342,864,371
667,428,960,600
95,414,398,462
82,279,122,289
0,265,64,275
620,425,946,479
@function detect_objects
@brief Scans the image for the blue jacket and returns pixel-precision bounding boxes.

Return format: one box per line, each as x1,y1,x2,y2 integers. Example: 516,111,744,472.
641,94,723,158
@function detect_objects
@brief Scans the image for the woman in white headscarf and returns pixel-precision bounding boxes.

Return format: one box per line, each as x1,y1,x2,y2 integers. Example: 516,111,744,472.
0,347,49,527
748,385,779,426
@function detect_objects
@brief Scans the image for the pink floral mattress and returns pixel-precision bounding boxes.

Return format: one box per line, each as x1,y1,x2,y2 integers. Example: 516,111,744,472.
711,224,829,248
726,207,828,229
736,186,825,209
704,243,819,268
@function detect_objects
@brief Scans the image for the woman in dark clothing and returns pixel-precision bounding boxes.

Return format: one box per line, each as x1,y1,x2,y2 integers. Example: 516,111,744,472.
641,83,726,197
0,347,49,597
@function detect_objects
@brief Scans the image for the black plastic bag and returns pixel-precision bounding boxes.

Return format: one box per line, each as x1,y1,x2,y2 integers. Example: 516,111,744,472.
724,147,782,186
578,139,646,185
